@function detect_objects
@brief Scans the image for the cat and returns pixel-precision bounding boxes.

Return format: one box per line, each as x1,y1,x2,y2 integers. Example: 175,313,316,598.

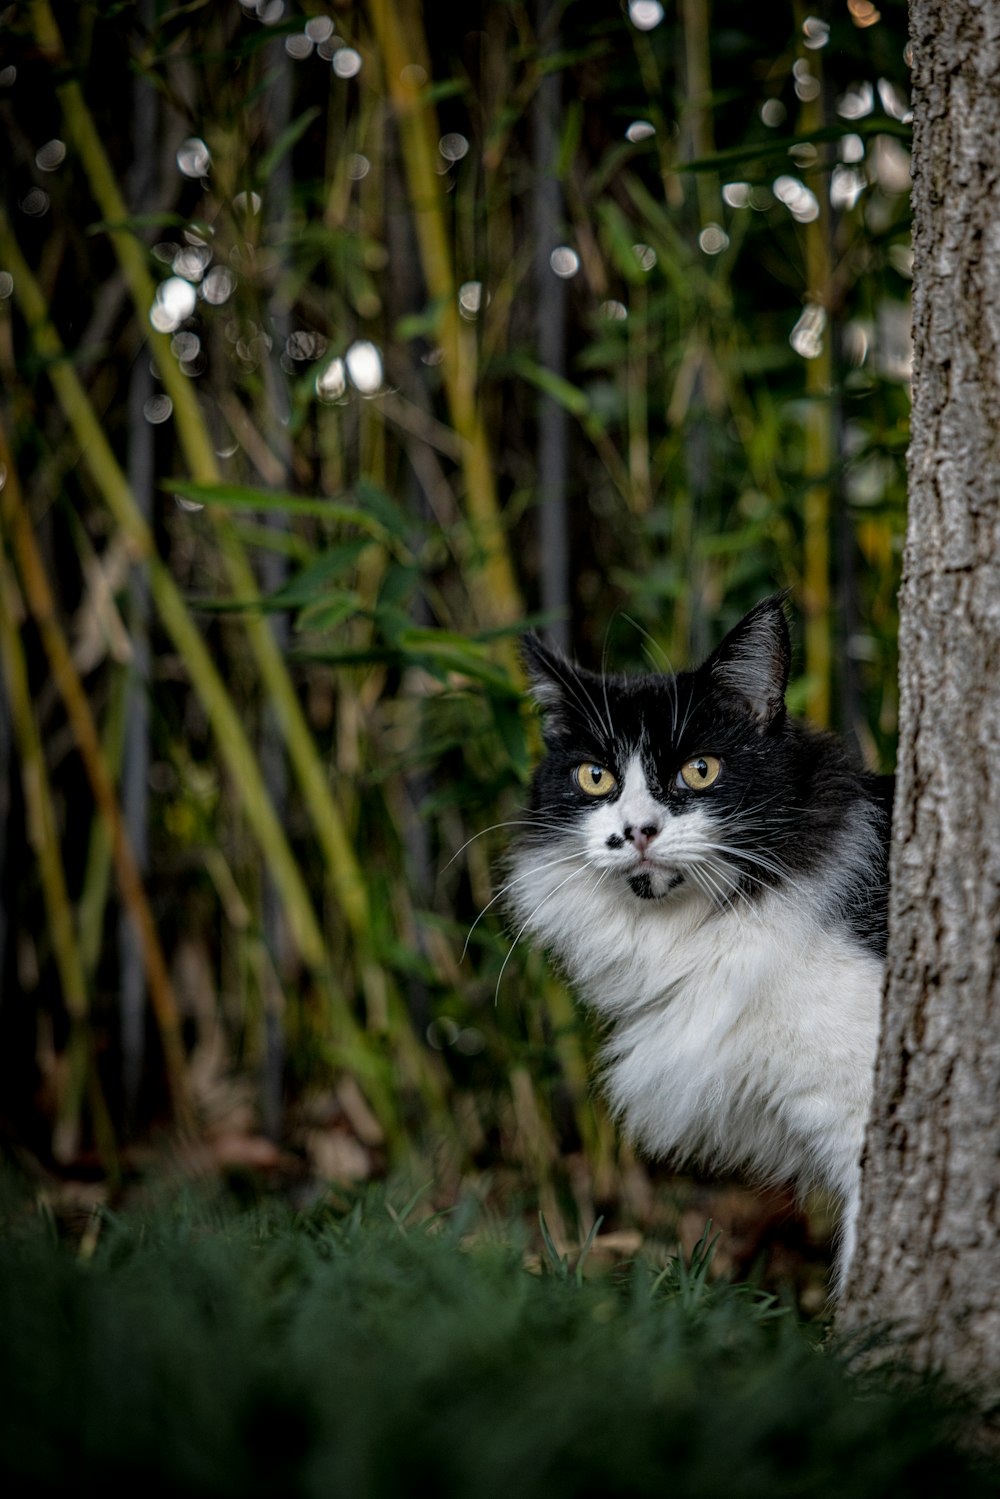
507,595,892,1293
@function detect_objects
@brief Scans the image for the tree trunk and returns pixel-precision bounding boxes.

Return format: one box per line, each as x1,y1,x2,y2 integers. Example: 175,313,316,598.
838,0,1000,1412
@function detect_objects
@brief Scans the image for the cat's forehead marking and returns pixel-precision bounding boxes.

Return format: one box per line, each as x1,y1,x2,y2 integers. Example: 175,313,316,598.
618,754,662,818
620,752,647,794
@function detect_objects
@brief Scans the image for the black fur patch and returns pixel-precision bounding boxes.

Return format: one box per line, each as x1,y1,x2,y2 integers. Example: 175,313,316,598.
629,872,684,900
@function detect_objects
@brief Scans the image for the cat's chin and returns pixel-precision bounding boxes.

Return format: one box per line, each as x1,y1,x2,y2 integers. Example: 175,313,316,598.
627,870,685,901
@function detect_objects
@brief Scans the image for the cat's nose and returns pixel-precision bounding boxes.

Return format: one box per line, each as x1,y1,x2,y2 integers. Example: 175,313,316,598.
624,822,660,853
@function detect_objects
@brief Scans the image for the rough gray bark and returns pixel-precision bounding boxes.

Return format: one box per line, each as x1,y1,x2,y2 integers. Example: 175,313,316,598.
839,0,1000,1409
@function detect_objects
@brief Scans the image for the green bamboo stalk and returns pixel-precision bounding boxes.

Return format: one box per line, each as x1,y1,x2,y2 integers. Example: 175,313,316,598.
509,1064,570,1249
367,0,524,633
0,557,87,1021
0,554,92,1160
680,0,720,230
29,0,383,991
0,422,194,1125
540,971,619,1195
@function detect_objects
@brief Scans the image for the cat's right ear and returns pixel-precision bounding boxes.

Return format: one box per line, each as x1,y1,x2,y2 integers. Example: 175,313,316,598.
703,594,791,727
521,631,579,737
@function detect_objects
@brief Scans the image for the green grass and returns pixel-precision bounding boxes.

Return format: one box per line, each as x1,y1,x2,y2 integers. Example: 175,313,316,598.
0,1184,991,1499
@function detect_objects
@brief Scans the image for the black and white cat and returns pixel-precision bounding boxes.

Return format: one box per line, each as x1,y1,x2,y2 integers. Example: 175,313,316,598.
508,596,891,1292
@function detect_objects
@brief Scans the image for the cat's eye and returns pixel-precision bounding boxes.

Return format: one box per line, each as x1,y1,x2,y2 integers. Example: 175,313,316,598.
677,755,721,791
574,763,617,797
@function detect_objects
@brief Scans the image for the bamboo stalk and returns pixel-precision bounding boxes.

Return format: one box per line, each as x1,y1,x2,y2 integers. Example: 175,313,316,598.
0,210,330,983
627,279,652,514
29,0,386,999
0,421,194,1126
258,31,294,1133
366,0,524,633
680,0,719,229
0,554,95,1161
798,26,833,727
533,0,571,649
121,0,156,1119
77,663,126,980
0,557,87,1023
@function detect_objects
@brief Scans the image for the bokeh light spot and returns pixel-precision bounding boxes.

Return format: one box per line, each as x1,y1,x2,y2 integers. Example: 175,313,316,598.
790,304,826,360
35,139,66,172
802,16,830,48
773,175,820,223
332,47,362,79
201,266,236,305
837,82,874,119
316,358,347,402
177,137,211,178
345,341,383,394
150,276,198,332
458,281,483,317
698,223,729,255
233,191,262,216
628,0,664,30
549,246,580,278
439,132,469,162
144,394,174,425
722,182,751,208
20,189,49,217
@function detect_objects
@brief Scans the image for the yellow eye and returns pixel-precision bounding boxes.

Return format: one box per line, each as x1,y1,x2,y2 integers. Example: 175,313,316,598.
678,755,721,791
575,763,617,797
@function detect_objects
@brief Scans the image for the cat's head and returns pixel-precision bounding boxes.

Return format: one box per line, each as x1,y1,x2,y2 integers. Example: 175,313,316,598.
518,596,797,905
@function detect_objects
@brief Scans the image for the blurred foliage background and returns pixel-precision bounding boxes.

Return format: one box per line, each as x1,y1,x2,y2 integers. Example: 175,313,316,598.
0,0,910,1285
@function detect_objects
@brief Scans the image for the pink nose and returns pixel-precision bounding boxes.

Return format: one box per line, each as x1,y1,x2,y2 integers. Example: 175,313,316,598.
625,823,659,854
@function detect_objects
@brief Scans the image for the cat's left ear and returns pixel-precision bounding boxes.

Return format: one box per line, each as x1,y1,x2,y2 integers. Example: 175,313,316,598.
703,594,791,727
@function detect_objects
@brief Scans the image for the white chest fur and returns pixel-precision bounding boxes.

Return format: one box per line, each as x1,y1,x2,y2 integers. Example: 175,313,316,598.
509,840,882,1285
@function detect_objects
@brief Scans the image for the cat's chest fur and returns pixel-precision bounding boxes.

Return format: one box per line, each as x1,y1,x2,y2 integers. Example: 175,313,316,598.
512,800,881,1199
509,597,890,1289
540,856,880,1191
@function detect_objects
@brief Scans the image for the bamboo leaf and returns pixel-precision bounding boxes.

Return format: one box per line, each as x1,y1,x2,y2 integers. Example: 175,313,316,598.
507,355,591,418
166,481,398,538
295,592,363,633
193,544,371,615
597,200,652,285
682,116,911,173
256,106,322,183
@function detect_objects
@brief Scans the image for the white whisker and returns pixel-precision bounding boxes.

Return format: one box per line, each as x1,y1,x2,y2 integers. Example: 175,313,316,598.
444,818,568,872
493,859,597,1005
462,848,583,960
